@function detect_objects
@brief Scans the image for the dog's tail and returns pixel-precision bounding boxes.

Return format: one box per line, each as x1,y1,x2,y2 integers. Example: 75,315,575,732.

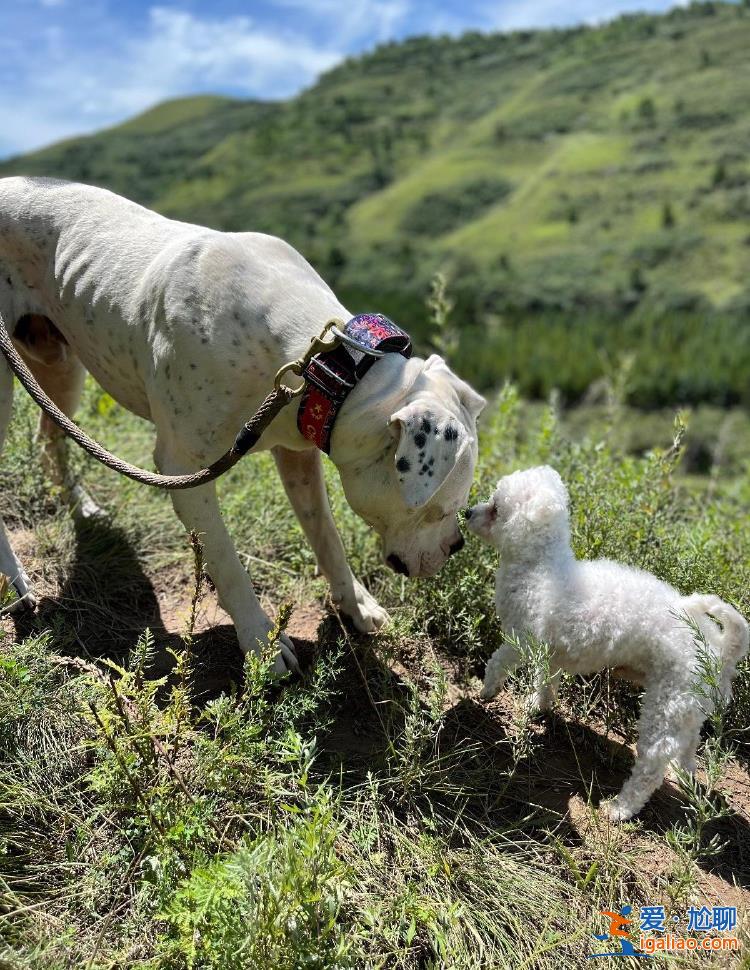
681,593,749,698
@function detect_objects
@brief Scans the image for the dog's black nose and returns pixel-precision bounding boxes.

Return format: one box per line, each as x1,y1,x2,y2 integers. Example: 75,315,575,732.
386,554,409,576
463,507,473,520
448,535,465,556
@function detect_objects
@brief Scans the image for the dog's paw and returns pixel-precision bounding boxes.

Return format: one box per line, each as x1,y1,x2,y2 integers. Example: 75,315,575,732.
479,680,501,702
273,631,300,676
240,621,299,677
333,580,389,634
528,690,553,714
70,486,105,521
4,576,38,615
601,797,634,823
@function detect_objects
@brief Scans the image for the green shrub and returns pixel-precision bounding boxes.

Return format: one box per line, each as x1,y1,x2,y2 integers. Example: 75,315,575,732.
161,795,354,969
401,179,513,237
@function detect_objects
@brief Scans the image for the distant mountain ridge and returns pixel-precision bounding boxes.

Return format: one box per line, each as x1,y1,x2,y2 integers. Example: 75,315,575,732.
3,1,750,404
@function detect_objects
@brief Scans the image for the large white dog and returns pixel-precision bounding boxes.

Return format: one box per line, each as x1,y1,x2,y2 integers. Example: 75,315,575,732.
466,465,749,821
0,177,484,672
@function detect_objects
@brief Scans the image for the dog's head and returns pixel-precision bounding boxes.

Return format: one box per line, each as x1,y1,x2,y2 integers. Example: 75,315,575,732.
465,465,570,555
333,354,485,577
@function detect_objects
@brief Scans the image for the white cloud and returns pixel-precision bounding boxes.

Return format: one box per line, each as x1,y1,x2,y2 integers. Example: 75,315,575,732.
275,0,411,44
0,5,342,156
131,7,339,102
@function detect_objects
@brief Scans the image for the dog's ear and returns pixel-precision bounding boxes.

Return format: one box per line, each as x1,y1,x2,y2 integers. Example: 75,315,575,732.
424,355,486,419
524,489,567,527
389,401,471,509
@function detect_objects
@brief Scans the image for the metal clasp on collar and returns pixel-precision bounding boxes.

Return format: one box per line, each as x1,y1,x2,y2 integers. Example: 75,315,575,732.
273,316,389,394
329,324,386,358
273,318,343,394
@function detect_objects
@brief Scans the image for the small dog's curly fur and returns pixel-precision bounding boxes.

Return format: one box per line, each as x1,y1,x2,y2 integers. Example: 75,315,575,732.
466,465,749,821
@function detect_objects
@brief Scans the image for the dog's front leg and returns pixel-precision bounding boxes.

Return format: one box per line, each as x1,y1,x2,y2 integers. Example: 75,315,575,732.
273,446,389,633
155,438,298,674
530,668,562,713
480,640,524,701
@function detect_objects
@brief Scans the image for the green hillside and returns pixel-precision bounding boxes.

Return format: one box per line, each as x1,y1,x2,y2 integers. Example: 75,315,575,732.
3,1,750,404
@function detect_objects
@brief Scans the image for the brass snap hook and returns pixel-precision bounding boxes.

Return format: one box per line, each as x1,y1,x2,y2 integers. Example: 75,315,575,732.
273,318,344,393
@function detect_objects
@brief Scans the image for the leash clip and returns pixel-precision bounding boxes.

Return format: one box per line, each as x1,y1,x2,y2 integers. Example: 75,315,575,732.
273,318,344,394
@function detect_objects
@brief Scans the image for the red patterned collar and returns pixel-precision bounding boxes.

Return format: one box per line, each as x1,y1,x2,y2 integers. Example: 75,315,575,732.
297,313,412,453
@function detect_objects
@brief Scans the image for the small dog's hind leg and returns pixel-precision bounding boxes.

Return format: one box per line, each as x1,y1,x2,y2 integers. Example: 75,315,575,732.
605,682,683,821
481,640,524,700
668,716,702,781
675,733,699,778
0,359,36,610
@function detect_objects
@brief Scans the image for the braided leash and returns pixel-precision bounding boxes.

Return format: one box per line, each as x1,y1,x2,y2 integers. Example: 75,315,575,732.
0,310,336,490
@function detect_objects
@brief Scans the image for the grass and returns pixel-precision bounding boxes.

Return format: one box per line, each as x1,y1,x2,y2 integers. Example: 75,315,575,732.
1,344,749,966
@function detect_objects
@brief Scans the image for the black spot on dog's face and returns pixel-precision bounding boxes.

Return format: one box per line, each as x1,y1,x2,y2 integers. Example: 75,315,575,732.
414,432,427,449
421,418,431,434
396,457,411,473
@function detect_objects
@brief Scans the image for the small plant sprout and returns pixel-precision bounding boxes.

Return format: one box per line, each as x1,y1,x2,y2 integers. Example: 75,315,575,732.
186,529,206,641
552,838,600,896
600,350,635,429
426,271,459,362
238,601,296,725
534,389,560,463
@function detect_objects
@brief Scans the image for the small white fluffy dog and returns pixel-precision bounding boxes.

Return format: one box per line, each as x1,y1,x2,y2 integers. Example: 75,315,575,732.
466,465,749,821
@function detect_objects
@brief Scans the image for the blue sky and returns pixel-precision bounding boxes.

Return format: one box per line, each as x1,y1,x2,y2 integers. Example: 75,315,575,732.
1,0,685,158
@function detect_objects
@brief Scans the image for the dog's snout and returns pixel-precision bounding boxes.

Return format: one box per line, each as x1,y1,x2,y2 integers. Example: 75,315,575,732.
463,507,473,520
448,535,465,556
386,553,410,576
